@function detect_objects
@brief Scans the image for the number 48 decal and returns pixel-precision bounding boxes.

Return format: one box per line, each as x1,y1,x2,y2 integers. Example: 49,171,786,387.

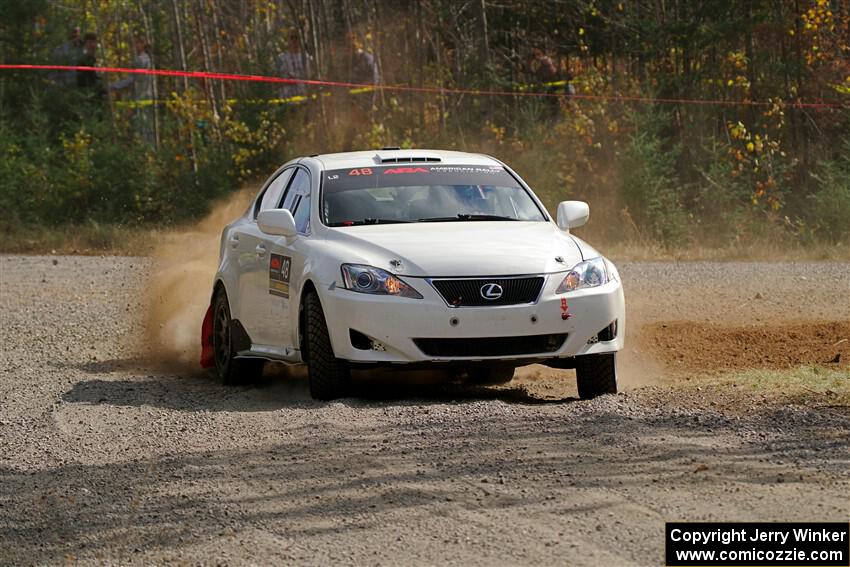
348,168,373,176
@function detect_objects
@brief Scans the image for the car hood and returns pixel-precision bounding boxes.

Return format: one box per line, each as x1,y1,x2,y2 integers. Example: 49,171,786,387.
323,221,584,277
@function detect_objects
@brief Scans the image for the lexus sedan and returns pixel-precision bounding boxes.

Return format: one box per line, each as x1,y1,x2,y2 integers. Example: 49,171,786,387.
201,148,624,400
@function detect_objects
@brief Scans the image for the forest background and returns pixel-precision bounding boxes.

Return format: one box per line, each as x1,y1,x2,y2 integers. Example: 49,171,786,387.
1,0,848,254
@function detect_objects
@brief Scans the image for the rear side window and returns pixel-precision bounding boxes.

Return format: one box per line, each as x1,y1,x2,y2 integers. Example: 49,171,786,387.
292,193,311,233
255,168,294,218
281,168,312,233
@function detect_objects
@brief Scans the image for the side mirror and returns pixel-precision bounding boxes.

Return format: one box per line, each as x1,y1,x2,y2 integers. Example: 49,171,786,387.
257,209,297,237
556,200,589,231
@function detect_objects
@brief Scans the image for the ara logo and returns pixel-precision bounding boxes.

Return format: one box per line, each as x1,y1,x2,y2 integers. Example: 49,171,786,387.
480,283,504,300
383,167,429,175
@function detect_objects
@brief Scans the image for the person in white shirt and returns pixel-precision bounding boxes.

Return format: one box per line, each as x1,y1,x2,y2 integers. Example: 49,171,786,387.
276,30,312,100
343,34,382,149
110,35,155,146
49,26,83,87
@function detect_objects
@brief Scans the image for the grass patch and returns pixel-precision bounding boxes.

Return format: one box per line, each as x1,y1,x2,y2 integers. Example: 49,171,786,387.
699,365,850,406
600,240,850,262
0,223,161,256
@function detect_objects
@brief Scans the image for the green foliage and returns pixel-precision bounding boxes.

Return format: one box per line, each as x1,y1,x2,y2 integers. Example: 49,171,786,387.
690,147,756,245
0,90,239,228
618,110,688,246
0,0,848,249
0,0,48,62
808,139,850,243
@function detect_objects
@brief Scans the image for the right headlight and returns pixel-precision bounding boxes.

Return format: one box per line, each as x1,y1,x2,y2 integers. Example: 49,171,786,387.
555,257,610,294
340,264,423,299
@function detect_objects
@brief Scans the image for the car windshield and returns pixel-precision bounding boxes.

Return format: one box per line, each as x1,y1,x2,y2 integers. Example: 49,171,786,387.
321,164,546,226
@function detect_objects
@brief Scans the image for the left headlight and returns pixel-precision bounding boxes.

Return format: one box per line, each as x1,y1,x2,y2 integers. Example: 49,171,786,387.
341,264,423,299
555,257,610,294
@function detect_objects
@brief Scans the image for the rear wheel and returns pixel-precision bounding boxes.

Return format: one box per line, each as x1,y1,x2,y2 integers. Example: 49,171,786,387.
212,288,264,386
466,364,515,385
304,292,351,400
575,353,618,399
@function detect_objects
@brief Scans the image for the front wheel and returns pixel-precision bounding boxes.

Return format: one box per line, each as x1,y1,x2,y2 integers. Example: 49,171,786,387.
304,292,351,400
575,353,618,399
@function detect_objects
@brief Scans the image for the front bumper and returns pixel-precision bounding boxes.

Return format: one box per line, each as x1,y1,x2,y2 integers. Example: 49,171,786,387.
320,274,625,364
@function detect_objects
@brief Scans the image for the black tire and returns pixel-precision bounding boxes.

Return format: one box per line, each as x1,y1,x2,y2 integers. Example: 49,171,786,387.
575,353,618,399
304,292,351,400
212,288,264,386
466,364,515,385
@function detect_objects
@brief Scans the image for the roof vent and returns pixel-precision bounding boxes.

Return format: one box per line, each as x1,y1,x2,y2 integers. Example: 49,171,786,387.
376,155,442,164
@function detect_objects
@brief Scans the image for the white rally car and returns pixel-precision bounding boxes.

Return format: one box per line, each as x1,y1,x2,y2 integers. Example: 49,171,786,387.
200,149,624,400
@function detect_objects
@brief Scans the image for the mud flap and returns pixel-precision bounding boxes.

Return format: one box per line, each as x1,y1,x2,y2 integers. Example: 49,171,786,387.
200,304,214,369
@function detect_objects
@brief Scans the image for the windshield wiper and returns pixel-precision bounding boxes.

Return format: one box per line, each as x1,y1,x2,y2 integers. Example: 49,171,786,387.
330,218,413,226
417,214,517,222
363,218,412,224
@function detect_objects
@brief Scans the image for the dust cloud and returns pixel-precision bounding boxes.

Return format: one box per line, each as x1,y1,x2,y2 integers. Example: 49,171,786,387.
143,190,253,369
617,295,669,389
616,332,668,388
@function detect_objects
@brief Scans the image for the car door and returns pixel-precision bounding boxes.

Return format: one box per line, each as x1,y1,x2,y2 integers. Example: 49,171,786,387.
236,167,294,345
259,166,313,351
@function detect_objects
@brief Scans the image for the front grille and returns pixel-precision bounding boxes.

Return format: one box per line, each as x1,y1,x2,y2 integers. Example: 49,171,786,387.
431,276,544,307
414,333,567,357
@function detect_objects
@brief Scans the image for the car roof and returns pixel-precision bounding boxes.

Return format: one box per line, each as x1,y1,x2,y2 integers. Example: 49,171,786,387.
308,149,503,170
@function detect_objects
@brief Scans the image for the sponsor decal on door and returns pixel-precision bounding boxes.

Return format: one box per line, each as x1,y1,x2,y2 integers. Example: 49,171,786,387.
269,253,292,298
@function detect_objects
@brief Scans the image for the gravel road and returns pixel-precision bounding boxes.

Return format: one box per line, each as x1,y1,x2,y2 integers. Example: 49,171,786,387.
1,256,848,565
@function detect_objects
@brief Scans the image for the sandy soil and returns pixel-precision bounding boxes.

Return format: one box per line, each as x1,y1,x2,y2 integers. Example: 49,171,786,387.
0,256,848,566
642,321,849,371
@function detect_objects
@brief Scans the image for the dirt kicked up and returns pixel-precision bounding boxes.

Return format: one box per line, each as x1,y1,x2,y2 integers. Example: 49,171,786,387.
0,254,848,566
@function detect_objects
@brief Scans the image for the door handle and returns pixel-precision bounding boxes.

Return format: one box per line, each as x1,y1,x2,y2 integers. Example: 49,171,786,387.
228,234,240,248
255,244,267,257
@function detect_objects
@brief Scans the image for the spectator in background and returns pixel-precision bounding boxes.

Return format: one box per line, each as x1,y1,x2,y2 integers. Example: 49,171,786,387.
529,47,558,85
276,30,312,100
564,69,576,96
49,26,82,87
110,35,155,146
76,33,104,97
530,48,577,94
350,40,380,87
528,47,573,117
344,35,381,150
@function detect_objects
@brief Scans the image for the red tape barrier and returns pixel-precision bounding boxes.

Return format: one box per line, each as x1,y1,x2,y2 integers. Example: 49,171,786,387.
0,64,844,110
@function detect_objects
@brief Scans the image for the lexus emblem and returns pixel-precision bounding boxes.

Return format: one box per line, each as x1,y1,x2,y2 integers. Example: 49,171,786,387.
480,283,504,300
